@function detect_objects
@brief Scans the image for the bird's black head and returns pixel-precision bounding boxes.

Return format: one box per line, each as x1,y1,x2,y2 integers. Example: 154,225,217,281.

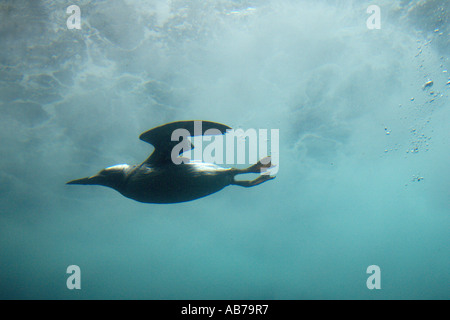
66,164,130,191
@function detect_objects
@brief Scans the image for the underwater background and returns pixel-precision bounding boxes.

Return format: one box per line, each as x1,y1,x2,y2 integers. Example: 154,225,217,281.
0,0,448,299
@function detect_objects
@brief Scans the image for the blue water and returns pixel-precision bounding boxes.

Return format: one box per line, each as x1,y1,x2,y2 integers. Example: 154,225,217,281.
0,0,448,300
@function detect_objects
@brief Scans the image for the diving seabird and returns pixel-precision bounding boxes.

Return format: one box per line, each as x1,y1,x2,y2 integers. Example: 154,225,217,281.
66,120,275,204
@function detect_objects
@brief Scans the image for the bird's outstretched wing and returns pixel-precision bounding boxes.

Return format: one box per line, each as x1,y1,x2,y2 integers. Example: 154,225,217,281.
139,120,231,166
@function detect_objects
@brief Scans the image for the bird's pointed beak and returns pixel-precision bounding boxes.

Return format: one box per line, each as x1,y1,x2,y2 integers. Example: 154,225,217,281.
66,176,99,185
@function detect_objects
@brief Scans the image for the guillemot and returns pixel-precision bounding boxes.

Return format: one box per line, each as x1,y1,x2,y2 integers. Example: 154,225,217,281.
66,120,275,204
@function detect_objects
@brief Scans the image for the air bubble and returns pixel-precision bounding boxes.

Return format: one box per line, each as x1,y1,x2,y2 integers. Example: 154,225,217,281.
422,80,433,90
